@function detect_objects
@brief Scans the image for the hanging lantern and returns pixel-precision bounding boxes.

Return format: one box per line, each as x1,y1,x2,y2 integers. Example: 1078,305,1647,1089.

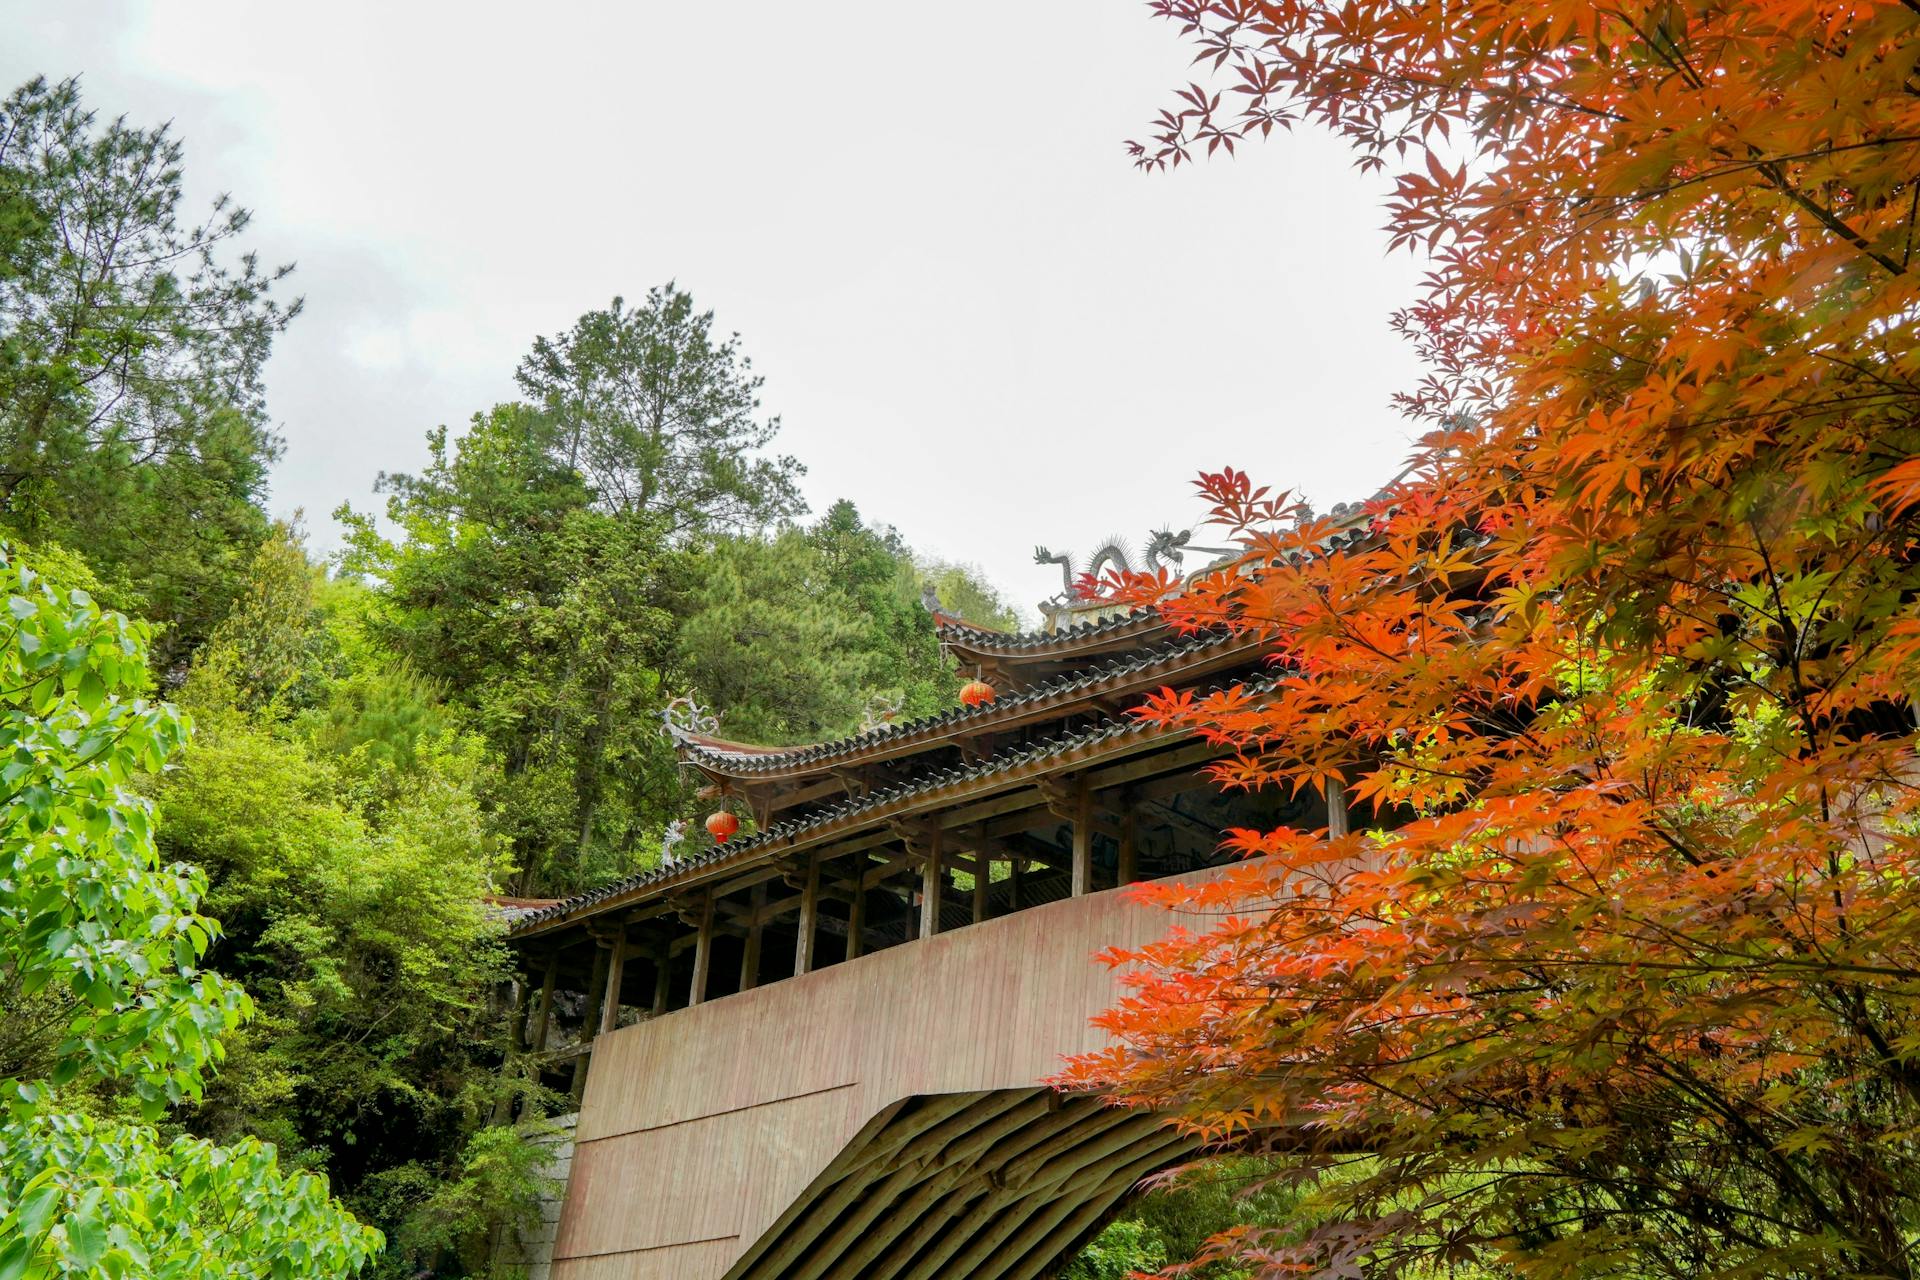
704,810,740,844
959,678,997,708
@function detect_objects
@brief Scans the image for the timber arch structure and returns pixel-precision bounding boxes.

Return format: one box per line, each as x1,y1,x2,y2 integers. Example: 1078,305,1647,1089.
502,600,1355,1279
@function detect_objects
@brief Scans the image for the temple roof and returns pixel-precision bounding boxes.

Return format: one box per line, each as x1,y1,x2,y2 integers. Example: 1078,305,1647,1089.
508,682,1250,939
933,608,1169,663
668,628,1254,782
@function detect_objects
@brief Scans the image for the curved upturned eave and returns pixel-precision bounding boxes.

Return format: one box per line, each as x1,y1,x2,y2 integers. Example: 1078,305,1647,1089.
935,607,1169,661
670,629,1253,785
511,709,1205,941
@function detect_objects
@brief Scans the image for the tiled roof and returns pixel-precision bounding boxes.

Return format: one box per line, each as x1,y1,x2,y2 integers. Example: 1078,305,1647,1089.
508,690,1241,938
483,896,563,925
934,608,1166,655
670,628,1247,777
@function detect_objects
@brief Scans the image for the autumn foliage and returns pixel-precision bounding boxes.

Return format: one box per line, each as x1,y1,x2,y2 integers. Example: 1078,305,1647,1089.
1061,1,1920,1276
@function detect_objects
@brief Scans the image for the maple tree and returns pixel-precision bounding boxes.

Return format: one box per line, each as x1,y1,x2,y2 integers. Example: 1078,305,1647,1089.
1061,1,1920,1277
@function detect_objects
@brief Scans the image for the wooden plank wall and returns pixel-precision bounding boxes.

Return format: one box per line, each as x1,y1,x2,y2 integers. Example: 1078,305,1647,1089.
551,881,1188,1280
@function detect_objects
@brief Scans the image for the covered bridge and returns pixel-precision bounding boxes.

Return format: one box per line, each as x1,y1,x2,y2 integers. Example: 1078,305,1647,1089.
499,595,1346,1279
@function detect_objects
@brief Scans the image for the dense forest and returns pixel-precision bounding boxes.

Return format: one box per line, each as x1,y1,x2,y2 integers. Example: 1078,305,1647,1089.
0,75,1091,1276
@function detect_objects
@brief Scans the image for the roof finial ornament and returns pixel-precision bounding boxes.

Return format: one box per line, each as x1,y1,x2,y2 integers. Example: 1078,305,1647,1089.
919,582,946,614
1143,527,1192,572
1084,536,1134,584
1037,526,1241,618
860,690,904,732
1033,546,1074,605
662,692,720,740
660,818,688,867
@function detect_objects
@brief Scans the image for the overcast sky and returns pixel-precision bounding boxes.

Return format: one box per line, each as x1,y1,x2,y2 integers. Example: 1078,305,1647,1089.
7,1,1428,619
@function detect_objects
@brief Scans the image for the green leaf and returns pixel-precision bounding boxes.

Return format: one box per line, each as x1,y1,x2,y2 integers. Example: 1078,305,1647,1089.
75,671,105,714
0,1232,33,1280
16,1182,61,1239
66,1210,106,1269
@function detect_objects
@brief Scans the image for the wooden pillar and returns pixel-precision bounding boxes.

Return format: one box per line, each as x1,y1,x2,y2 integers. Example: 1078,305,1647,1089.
1071,779,1092,897
971,824,989,925
1010,853,1024,910
597,929,628,1035
1328,776,1351,838
919,829,944,939
847,863,866,960
1118,807,1137,885
571,941,612,1099
689,891,715,1006
527,953,558,1053
740,884,766,991
650,945,671,1016
794,855,820,976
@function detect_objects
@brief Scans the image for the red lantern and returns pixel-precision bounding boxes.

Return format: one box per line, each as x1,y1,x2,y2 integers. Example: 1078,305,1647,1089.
959,679,997,708
704,810,740,843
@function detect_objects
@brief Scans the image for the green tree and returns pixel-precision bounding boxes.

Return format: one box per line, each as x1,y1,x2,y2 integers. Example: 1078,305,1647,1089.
0,542,380,1277
1063,1160,1317,1280
918,557,1020,633
182,521,324,715
0,78,293,671
677,502,1019,745
155,530,545,1275
516,284,804,535
339,405,688,893
675,527,872,744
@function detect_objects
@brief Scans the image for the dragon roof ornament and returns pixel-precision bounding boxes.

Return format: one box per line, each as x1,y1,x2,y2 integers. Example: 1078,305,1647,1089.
860,690,905,733
1032,526,1238,609
662,692,720,740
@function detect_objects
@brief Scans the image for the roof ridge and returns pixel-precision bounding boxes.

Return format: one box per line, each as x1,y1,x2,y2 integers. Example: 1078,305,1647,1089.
672,626,1241,772
935,606,1162,650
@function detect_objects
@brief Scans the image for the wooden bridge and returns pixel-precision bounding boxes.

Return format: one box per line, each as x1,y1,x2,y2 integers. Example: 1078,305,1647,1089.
548,880,1195,1280
503,601,1339,1278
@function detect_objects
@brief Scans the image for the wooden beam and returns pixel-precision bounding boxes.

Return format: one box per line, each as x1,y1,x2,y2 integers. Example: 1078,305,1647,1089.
891,1105,1136,1280
929,847,987,878
1140,797,1225,849
778,1095,1030,1280
740,883,766,991
1071,779,1092,897
711,850,919,937
847,872,865,960
1039,775,1076,823
506,728,1228,943
938,1113,1159,1276
719,1098,920,1279
650,946,670,1016
689,891,714,1006
1084,738,1223,793
597,930,627,1035
971,1134,1186,1280
972,823,989,925
570,941,612,1098
526,953,557,1053
794,853,819,975
850,1096,1064,1280
919,827,943,939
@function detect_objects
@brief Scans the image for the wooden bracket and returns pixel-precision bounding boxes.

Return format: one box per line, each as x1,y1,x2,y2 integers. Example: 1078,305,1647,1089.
1038,775,1078,822
887,818,940,858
